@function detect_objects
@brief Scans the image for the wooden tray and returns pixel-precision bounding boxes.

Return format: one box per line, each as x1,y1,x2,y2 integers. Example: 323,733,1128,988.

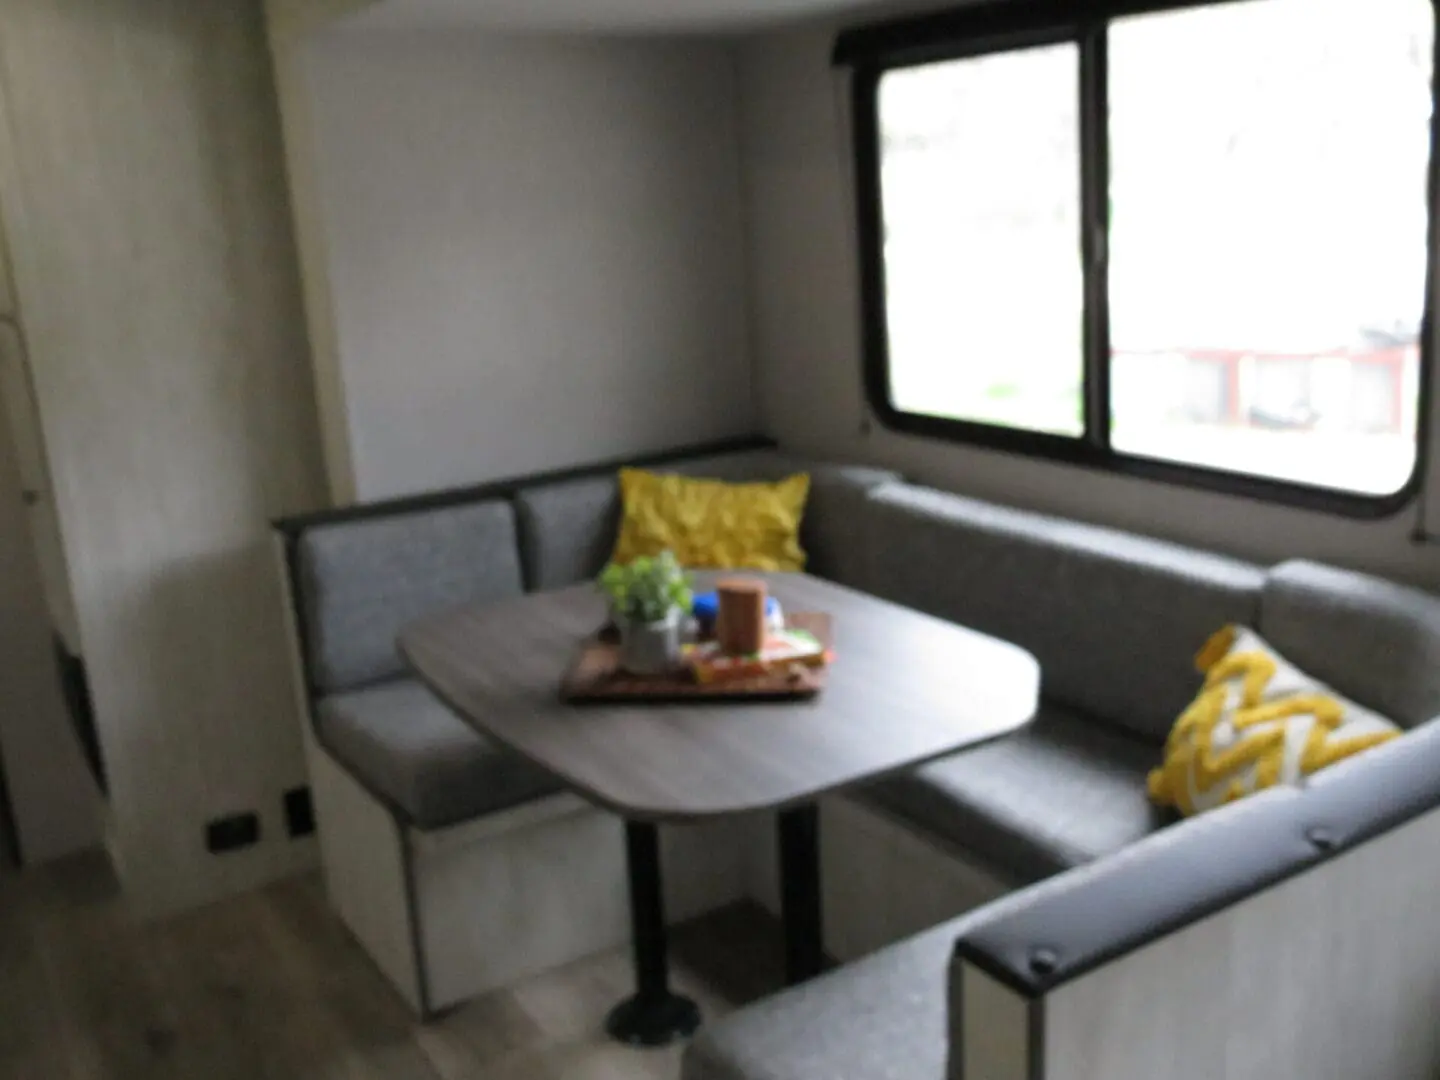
561,613,832,704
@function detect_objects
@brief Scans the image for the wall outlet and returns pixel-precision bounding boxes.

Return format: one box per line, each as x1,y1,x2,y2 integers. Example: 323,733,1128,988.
283,787,315,839
206,812,260,854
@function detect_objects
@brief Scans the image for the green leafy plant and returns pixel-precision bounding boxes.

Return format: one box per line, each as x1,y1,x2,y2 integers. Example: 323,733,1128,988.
598,551,693,625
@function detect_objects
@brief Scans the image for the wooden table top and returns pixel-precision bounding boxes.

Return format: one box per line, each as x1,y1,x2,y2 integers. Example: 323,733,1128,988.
399,572,1040,823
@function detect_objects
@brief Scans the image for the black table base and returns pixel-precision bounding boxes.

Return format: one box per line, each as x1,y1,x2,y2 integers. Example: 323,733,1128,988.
605,992,702,1048
778,803,824,984
607,804,826,1047
606,820,701,1047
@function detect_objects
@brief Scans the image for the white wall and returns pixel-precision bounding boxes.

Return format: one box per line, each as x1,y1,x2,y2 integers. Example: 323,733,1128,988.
739,22,1440,589
266,0,384,507
0,0,329,915
301,29,758,501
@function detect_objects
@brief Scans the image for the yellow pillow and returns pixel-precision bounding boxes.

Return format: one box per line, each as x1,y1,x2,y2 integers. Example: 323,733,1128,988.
1148,625,1400,817
612,469,810,571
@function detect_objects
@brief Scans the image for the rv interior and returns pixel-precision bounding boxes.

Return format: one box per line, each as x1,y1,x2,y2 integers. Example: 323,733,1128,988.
1,0,1440,1077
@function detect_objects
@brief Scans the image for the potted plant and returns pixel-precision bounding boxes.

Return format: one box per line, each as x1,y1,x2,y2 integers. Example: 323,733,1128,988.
598,551,693,676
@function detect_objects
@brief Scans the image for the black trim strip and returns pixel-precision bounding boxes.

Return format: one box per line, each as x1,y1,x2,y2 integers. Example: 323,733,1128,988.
955,714,1440,998
399,827,437,1019
853,64,890,430
54,636,105,797
952,959,967,1080
951,958,1048,1079
0,739,20,867
277,531,325,712
1417,7,1440,532
835,0,1262,68
273,435,776,538
842,1,1439,520
1078,22,1110,455
1028,997,1046,1080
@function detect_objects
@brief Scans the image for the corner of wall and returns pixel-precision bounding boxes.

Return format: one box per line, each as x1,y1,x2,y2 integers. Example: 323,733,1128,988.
266,14,359,506
730,39,769,440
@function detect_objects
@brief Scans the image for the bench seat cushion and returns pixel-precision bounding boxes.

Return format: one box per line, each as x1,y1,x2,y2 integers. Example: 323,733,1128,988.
683,915,963,1080
864,704,1171,885
316,679,563,830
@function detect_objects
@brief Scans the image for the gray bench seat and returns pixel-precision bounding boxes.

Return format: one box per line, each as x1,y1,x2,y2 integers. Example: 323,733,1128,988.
316,679,563,829
684,915,965,1080
864,703,1172,885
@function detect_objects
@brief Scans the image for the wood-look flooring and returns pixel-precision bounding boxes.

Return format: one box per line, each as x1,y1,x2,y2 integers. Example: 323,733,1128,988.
0,852,783,1079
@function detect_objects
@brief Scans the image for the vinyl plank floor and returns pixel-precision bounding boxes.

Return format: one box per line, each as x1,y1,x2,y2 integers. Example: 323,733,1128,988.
0,852,783,1080
0,858,76,1079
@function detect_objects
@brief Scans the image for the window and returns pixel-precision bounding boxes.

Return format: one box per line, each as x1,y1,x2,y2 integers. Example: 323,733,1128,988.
845,0,1437,513
879,45,1084,436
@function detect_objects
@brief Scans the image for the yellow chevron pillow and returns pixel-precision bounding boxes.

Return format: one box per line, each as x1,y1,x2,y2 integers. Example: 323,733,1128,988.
612,468,810,571
1148,625,1400,817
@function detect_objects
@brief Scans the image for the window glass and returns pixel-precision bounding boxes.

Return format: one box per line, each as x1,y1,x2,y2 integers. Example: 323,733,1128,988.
877,44,1085,436
1108,0,1435,495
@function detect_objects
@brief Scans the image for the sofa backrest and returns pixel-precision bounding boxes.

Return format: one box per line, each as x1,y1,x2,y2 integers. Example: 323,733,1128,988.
513,450,899,591
280,439,896,698
296,499,525,695
860,483,1265,743
1259,559,1440,728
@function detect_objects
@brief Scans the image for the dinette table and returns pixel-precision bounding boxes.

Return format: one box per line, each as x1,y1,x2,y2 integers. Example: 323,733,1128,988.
399,570,1039,1046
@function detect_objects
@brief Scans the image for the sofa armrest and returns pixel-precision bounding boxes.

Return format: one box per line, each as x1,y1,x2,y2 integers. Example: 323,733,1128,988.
949,716,1440,1080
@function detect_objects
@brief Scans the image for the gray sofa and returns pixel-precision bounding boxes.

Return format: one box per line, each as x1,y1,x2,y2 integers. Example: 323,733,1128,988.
277,436,1440,1071
685,487,1440,1080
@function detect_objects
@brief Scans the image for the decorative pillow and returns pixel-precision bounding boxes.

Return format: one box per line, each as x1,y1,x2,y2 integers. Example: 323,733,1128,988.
612,469,810,571
1148,625,1400,816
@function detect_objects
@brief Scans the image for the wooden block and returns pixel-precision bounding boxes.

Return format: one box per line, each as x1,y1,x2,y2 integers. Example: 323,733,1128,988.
716,578,767,657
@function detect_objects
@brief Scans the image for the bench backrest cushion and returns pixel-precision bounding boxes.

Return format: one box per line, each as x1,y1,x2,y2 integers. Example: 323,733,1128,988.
863,484,1265,742
297,499,524,695
513,449,899,591
1260,559,1440,728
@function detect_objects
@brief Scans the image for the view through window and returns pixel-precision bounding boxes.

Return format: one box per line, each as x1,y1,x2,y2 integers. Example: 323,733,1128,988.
880,44,1084,436
873,0,1435,500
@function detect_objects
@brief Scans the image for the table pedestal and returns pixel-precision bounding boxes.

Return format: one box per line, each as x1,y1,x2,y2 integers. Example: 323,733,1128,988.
606,803,828,1046
605,820,700,1047
779,803,824,984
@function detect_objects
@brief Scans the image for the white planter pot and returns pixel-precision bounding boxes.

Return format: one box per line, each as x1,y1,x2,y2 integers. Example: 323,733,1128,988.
618,609,682,675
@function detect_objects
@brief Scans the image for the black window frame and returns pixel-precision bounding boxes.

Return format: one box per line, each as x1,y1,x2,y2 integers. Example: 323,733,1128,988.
840,0,1440,518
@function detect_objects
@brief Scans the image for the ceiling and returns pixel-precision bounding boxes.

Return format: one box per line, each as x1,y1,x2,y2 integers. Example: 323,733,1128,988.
340,0,907,34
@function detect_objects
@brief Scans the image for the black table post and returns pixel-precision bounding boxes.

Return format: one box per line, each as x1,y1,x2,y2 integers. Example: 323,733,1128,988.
778,802,824,984
605,819,701,1046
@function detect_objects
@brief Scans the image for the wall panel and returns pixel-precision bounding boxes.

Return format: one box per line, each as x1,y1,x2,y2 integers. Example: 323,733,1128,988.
301,30,757,501
0,0,328,913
